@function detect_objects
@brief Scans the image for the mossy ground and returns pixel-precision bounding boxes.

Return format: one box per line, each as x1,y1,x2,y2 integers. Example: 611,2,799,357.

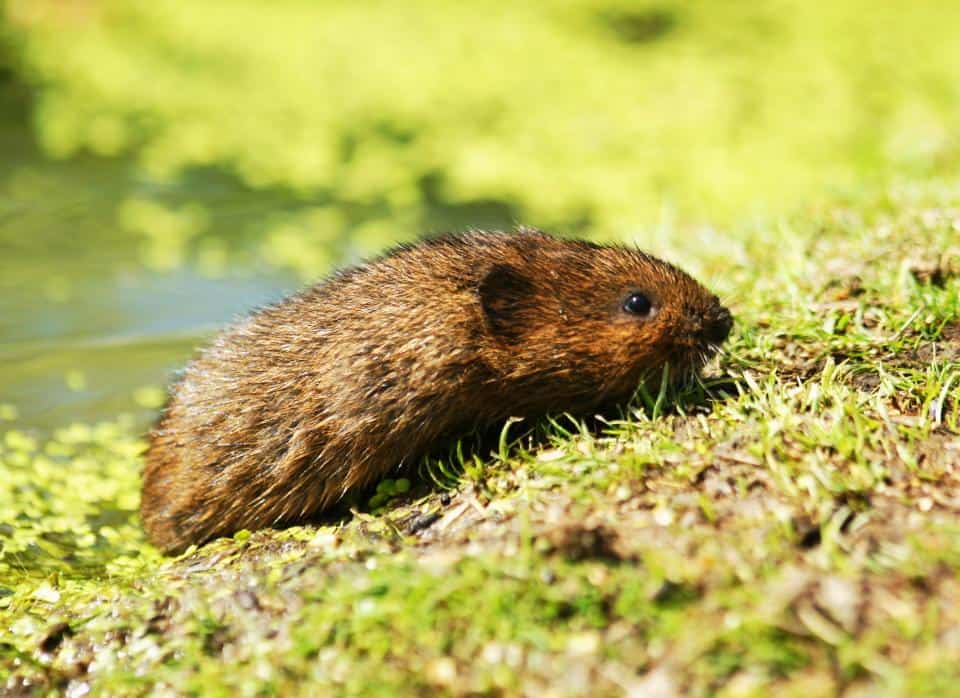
2,183,959,696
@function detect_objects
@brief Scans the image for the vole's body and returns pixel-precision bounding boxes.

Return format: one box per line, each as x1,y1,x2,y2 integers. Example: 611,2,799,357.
142,230,732,553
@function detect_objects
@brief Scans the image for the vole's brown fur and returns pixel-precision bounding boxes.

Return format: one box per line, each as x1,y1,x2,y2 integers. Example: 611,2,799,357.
142,229,732,553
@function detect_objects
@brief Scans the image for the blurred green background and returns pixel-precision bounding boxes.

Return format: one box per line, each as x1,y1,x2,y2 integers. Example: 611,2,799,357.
2,0,959,429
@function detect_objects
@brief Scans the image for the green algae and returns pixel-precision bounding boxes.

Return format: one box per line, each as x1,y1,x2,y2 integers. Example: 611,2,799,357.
0,417,160,589
6,1,960,279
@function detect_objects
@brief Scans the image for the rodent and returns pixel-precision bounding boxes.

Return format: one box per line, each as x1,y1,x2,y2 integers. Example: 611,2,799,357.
141,229,733,553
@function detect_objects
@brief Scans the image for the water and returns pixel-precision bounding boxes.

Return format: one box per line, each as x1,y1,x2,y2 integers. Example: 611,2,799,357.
2,270,295,429
0,89,299,431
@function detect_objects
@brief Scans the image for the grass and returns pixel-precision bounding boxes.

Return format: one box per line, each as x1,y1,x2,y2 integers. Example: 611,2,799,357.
2,181,959,695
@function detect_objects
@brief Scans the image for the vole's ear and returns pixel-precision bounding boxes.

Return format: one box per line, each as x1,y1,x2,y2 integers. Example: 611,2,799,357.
478,264,536,341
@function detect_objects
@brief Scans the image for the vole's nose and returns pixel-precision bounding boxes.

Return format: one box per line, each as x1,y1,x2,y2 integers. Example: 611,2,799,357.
703,304,733,344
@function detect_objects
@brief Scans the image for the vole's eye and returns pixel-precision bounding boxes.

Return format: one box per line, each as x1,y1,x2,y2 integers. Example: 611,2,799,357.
623,292,654,317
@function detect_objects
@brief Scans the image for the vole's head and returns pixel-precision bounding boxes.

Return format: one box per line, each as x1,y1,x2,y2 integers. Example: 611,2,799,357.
478,233,732,407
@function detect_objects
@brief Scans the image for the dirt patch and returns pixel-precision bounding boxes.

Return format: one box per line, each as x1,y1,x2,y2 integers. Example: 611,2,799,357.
941,321,960,344
539,522,627,563
909,254,960,287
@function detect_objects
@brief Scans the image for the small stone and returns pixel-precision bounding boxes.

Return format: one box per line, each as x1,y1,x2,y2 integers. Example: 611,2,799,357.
653,507,675,526
32,584,61,604
566,632,600,656
537,448,566,462
628,666,677,698
308,530,340,548
427,657,457,685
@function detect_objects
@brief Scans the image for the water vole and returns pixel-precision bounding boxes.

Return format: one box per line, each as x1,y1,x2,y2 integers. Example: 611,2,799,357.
141,229,732,553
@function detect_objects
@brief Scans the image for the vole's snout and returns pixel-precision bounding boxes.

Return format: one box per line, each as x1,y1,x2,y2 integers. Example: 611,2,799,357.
702,303,733,345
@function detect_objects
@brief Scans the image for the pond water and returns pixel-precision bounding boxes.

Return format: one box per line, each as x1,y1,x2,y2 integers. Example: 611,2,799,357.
0,86,301,431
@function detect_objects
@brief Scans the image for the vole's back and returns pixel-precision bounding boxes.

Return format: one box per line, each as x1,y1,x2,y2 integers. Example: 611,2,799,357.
142,230,732,553
143,235,501,552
